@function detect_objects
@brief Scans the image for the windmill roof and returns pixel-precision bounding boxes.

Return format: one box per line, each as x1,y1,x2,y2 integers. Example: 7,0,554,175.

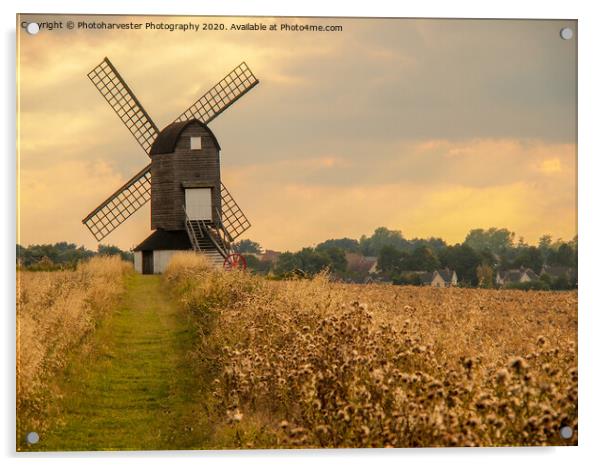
133,229,192,251
149,119,220,155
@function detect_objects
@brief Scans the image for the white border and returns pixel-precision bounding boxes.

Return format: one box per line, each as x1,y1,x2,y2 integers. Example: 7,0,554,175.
3,1,601,465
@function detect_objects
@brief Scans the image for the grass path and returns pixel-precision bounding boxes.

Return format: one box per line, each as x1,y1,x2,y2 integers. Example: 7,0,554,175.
35,274,211,451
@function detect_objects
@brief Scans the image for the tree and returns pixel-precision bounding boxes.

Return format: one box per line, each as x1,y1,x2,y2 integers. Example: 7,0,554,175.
377,245,404,276
274,247,347,277
408,237,448,252
235,239,262,254
538,234,553,249
552,275,571,290
479,248,496,267
476,264,494,288
439,244,482,285
404,246,439,272
538,234,554,264
464,228,515,254
274,251,301,275
316,238,360,253
319,247,347,274
512,246,543,272
552,243,576,267
98,244,133,262
16,242,95,267
359,227,408,256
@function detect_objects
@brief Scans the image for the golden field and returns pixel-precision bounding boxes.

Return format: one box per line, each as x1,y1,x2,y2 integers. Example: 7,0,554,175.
16,256,131,439
164,253,578,448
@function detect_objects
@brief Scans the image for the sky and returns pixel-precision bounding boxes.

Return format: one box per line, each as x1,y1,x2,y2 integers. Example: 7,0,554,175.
17,15,577,252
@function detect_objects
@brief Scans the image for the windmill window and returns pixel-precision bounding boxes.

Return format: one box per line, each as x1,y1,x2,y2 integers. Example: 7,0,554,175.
190,137,202,150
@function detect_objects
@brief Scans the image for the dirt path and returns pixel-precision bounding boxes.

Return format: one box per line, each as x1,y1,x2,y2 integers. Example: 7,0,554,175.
37,274,210,451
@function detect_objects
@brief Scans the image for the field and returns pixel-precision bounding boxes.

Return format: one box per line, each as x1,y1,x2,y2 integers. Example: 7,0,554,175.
164,253,578,448
16,253,577,450
16,256,131,446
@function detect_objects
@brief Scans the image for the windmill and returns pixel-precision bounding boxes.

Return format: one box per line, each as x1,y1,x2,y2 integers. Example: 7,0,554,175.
82,57,258,274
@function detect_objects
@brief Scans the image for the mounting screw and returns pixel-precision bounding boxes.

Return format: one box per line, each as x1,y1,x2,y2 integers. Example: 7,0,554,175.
560,426,573,439
26,23,40,35
560,27,573,40
26,431,39,444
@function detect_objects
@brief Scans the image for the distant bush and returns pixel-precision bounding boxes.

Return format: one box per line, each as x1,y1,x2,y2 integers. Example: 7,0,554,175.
505,280,551,291
392,272,423,286
17,242,133,269
24,256,66,272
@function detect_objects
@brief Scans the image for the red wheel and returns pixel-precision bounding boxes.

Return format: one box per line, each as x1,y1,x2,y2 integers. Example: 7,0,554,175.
223,253,247,271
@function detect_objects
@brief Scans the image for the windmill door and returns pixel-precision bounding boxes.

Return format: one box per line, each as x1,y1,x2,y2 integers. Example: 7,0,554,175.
142,251,153,274
185,188,213,220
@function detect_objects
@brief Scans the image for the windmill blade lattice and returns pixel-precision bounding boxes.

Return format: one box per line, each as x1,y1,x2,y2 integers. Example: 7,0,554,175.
82,165,152,241
220,182,251,240
174,62,259,125
88,58,159,155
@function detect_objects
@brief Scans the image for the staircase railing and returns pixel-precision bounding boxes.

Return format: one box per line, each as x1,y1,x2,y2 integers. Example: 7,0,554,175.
212,207,234,245
182,205,236,259
183,206,202,252
199,217,230,258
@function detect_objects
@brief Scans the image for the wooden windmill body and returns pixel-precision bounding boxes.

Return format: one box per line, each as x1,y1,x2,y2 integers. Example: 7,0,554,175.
82,58,257,273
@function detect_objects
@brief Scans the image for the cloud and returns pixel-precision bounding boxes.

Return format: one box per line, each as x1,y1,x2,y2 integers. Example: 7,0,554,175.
17,15,577,251
536,158,563,175
232,178,576,251
222,138,576,250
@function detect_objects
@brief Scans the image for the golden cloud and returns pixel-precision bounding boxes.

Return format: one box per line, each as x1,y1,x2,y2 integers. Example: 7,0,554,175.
17,15,576,251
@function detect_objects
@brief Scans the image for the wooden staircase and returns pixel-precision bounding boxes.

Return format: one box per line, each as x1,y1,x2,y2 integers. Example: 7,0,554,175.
184,208,233,268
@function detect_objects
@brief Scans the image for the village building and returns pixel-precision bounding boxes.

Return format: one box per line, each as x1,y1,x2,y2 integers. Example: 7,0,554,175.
261,249,281,264
406,269,458,287
345,252,378,280
421,269,458,287
495,267,539,287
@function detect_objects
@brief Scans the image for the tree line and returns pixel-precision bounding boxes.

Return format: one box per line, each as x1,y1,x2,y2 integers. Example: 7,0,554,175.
17,242,134,270
236,227,577,288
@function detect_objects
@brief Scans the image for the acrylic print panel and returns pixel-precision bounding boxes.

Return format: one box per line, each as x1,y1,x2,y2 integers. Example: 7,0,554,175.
16,14,577,451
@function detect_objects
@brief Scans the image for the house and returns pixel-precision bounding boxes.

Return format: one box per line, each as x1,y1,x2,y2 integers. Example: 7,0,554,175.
345,253,378,276
495,267,538,287
261,249,281,264
434,269,458,287
405,269,458,287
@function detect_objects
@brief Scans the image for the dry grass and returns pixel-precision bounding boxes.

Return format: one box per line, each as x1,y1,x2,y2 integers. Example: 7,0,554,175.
165,253,577,448
16,256,132,436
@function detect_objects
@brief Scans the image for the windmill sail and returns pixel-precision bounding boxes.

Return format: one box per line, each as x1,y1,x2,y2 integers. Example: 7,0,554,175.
82,165,152,241
88,58,159,154
174,62,259,125
219,182,251,240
